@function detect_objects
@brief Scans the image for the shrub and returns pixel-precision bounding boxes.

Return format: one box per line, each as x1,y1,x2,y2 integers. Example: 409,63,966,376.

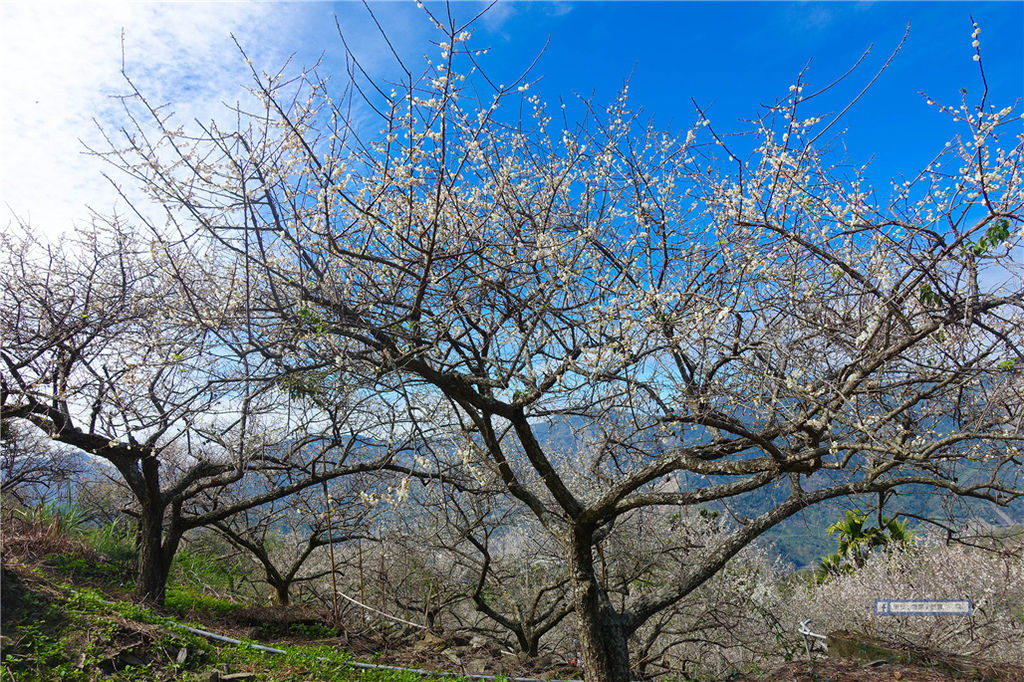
781,535,1024,664
816,509,913,583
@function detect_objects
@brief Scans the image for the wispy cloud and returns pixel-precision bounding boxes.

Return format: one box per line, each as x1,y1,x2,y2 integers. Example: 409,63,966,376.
1,2,303,237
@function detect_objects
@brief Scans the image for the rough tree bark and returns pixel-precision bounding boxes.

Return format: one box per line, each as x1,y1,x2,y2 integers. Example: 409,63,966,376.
568,526,632,680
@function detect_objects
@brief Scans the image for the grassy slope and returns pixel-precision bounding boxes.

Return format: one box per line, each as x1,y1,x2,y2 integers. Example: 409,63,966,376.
0,513,431,682
0,561,437,682
6,506,1019,681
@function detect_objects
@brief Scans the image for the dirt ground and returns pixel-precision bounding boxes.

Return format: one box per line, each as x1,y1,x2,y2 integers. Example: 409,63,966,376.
227,607,1024,682
743,658,1024,681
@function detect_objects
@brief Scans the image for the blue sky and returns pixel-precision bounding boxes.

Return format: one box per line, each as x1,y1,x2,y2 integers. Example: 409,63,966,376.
2,1,1021,237
331,1,1022,187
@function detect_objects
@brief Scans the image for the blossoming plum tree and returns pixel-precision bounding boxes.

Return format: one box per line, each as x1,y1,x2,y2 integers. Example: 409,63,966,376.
0,221,432,605
91,9,1022,679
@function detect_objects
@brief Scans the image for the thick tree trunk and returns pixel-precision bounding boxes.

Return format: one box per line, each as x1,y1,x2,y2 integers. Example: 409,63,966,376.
525,635,539,659
568,528,632,682
135,504,172,605
512,628,539,658
273,580,291,605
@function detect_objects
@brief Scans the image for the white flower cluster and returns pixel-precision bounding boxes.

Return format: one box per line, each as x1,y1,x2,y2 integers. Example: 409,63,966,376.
781,536,1024,663
357,477,411,507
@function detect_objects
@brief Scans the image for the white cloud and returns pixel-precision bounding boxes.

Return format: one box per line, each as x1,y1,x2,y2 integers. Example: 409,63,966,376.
0,1,501,240
0,1,303,238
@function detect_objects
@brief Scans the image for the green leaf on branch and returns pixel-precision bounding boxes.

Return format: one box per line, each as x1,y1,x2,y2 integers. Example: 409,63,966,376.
918,284,942,308
968,219,1012,256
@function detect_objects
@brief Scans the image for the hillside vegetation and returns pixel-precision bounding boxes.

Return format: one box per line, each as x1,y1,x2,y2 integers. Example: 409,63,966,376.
3,501,1022,681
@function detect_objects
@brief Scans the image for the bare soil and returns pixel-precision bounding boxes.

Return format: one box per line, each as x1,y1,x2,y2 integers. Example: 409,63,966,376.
744,658,1024,681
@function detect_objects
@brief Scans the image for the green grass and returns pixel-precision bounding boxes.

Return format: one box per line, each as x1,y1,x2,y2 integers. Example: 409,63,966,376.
11,503,138,589
165,584,245,616
253,619,341,640
45,550,134,586
82,517,137,568
0,509,464,681
0,572,437,681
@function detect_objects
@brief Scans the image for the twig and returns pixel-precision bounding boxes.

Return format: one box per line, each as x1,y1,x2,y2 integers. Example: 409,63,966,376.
334,589,427,630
